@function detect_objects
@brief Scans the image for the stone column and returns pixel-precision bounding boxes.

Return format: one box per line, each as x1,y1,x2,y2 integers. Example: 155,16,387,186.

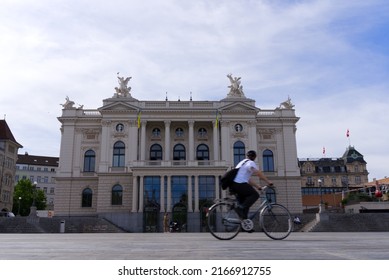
160,176,165,212
215,175,220,200
220,121,230,163
194,175,199,212
138,176,144,212
131,176,138,212
164,121,171,161
188,175,193,212
167,175,172,212
213,121,219,161
188,120,194,162
140,121,146,161
128,120,138,162
99,120,111,173
248,120,257,150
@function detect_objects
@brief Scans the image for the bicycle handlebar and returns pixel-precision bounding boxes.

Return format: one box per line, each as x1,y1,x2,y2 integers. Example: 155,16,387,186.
260,185,275,194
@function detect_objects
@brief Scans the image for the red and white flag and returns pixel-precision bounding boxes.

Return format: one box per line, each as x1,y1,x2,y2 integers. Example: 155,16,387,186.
322,147,325,155
346,129,350,138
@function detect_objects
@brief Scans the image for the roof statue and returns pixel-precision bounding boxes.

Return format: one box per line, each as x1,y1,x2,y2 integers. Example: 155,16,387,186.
278,96,295,109
114,73,132,97
61,96,76,109
226,73,245,97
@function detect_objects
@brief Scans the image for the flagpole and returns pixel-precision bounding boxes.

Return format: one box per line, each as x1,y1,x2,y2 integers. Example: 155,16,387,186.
137,110,141,160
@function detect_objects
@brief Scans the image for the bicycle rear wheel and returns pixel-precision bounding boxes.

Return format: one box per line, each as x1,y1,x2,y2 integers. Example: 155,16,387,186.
207,202,241,240
260,203,293,240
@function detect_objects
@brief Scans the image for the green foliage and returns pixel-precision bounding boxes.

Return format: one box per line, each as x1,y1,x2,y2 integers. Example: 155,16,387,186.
12,179,47,216
342,192,374,206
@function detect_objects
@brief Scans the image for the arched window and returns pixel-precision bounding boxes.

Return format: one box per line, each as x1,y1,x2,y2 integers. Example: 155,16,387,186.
233,141,245,166
263,149,274,172
150,144,163,160
111,184,123,205
83,149,95,172
196,144,209,160
173,144,186,160
113,141,125,167
82,188,92,207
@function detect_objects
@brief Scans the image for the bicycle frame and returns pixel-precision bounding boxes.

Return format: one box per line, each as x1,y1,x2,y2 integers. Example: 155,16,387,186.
216,186,273,223
248,186,274,220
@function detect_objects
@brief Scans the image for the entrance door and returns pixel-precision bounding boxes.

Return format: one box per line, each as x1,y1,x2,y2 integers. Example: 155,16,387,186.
172,202,187,232
143,202,159,232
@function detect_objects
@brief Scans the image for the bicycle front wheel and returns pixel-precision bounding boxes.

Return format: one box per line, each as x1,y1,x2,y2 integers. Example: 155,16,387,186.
260,203,293,240
207,202,241,240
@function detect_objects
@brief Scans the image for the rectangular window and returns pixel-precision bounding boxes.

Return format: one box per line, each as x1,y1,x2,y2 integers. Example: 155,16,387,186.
171,176,188,206
144,176,161,207
198,176,215,202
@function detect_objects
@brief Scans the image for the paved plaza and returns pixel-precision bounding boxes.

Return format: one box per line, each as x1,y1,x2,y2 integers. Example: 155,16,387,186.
0,232,388,260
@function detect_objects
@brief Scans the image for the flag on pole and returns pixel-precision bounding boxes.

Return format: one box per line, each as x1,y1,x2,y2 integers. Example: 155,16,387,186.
346,129,349,138
323,147,326,155
215,110,220,128
137,111,141,128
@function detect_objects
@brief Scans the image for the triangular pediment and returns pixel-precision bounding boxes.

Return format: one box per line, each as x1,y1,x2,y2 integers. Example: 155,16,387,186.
98,101,140,112
218,101,259,113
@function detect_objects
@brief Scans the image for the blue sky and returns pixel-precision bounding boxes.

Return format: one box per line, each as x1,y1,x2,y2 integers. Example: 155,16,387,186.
1,0,388,181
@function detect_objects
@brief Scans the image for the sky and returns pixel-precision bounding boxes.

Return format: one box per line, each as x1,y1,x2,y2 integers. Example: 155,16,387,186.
1,0,388,181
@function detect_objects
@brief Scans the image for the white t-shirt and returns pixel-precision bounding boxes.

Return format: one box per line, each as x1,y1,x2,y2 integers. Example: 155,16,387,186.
233,159,258,183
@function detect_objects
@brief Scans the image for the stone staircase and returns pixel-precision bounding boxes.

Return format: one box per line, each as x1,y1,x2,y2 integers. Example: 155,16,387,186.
308,213,389,232
0,217,44,233
292,213,389,232
0,216,125,233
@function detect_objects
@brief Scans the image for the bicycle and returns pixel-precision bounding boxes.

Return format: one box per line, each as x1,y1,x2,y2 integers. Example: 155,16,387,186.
206,185,293,240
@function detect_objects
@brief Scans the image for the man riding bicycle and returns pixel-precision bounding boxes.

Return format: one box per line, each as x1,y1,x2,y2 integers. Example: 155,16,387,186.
230,150,273,220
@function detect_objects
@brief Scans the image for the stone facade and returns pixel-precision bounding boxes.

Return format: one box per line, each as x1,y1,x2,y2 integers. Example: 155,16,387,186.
55,75,302,232
15,153,59,210
0,120,22,212
299,146,369,209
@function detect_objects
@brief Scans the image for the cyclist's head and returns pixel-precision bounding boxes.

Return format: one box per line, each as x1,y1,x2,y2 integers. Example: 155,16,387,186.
246,150,257,160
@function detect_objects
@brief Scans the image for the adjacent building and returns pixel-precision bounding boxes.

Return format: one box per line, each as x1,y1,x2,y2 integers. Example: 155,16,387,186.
54,74,302,232
299,146,369,210
0,119,22,212
15,153,59,210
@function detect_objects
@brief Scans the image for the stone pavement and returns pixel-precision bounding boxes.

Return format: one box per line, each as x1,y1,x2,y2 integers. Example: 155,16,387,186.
0,232,388,260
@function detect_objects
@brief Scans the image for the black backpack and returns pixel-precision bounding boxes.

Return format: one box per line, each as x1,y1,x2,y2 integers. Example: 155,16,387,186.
220,160,249,190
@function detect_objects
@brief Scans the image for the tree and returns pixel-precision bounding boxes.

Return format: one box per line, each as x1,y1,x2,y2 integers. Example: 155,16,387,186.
12,179,47,216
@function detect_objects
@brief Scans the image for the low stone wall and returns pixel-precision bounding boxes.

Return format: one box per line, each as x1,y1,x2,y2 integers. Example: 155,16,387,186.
0,216,125,233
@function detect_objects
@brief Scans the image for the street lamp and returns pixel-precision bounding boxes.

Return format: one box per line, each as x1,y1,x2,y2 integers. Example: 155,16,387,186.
32,181,37,207
318,179,323,204
18,196,21,216
318,179,324,213
29,181,37,217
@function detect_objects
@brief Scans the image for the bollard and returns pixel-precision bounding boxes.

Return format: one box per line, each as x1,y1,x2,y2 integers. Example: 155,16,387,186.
60,220,65,233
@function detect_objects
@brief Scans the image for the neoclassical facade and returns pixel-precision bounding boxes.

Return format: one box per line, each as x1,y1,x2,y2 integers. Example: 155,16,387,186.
55,74,302,232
